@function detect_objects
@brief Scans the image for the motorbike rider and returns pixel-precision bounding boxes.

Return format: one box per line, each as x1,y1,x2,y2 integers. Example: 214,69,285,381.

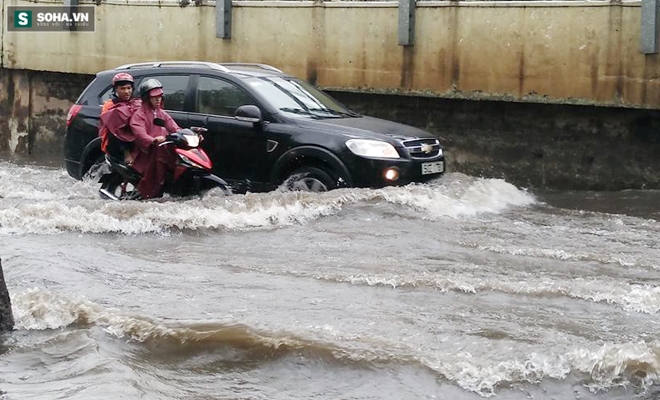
128,78,181,199
98,72,141,163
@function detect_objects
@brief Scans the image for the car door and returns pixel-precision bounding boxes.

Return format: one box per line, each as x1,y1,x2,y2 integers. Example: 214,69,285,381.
188,75,269,189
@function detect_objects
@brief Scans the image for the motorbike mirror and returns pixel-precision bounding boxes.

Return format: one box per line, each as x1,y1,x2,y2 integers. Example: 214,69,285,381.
153,117,166,127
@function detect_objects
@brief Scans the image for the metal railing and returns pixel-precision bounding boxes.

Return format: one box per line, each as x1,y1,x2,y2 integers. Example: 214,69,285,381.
114,61,283,73
115,61,231,71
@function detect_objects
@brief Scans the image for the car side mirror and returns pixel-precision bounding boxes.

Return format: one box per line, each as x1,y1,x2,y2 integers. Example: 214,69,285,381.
153,117,166,127
235,105,262,124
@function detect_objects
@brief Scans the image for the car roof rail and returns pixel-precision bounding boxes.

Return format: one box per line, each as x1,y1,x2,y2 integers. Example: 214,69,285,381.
220,63,283,73
114,61,230,72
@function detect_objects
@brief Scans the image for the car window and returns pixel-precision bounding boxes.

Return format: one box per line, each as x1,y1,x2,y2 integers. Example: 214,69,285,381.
196,76,255,117
247,76,352,117
145,75,189,111
99,86,114,104
98,75,188,111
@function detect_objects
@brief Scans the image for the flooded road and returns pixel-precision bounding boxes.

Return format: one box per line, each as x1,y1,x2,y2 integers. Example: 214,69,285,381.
1,158,659,399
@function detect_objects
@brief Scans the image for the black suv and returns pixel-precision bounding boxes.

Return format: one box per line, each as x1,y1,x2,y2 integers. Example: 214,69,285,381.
65,61,445,193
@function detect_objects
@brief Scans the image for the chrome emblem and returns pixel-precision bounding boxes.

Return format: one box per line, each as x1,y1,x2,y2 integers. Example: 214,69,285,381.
420,143,433,154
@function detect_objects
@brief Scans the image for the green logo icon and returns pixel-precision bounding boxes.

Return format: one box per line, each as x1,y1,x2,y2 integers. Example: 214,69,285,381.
14,10,32,28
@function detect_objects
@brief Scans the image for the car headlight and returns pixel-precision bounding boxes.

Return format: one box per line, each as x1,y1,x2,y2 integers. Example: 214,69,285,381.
345,139,400,159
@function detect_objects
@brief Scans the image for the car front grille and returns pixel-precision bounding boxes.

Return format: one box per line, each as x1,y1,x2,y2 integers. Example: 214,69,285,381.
402,138,442,159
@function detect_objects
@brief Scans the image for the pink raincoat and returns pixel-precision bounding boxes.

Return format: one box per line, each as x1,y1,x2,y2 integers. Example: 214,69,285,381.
128,102,181,199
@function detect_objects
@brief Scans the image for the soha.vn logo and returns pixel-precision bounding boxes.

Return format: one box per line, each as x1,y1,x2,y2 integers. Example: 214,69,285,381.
9,7,95,31
14,10,32,28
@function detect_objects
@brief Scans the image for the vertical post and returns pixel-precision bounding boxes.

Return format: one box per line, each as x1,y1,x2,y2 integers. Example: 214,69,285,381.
0,258,14,332
398,0,415,46
64,0,79,32
216,0,232,39
641,0,659,54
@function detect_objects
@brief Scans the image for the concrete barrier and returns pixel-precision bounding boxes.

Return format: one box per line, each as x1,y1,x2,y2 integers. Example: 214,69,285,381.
0,257,14,332
1,0,658,108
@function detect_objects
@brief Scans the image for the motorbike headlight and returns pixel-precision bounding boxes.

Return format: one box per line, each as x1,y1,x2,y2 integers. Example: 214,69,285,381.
345,139,400,159
184,134,199,148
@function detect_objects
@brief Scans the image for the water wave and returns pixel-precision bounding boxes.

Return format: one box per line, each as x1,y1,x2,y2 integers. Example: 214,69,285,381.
0,166,536,234
213,264,660,314
9,288,660,397
423,341,660,397
10,288,398,362
474,243,660,273
340,272,660,314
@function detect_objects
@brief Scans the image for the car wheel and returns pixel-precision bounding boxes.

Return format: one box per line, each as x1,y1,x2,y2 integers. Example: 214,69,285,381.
284,167,336,192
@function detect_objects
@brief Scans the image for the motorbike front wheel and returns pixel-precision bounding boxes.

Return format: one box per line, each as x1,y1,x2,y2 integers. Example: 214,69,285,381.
194,174,232,197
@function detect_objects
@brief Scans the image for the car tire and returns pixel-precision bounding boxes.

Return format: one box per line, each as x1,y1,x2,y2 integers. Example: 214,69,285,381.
284,167,336,192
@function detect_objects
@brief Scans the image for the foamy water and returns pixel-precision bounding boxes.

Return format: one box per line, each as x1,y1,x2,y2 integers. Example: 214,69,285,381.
2,160,660,399
0,160,536,235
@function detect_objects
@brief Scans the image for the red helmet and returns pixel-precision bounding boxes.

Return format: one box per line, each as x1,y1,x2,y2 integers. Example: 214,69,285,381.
112,72,134,87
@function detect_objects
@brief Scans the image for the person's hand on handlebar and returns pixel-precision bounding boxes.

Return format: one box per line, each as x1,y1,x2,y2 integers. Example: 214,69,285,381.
152,136,167,145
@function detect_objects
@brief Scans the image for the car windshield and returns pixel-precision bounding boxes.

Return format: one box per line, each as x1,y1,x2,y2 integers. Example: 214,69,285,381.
246,76,358,118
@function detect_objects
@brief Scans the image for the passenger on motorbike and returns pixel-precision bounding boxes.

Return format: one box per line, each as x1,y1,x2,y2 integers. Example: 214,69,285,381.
128,78,181,199
98,72,141,164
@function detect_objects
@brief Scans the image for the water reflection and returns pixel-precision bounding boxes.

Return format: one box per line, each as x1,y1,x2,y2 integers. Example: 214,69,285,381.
537,189,660,220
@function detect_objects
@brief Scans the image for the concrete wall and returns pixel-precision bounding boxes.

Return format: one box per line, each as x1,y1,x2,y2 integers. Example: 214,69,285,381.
0,69,92,154
2,0,659,108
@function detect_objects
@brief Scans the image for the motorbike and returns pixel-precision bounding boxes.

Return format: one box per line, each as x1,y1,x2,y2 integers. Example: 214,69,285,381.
98,124,230,201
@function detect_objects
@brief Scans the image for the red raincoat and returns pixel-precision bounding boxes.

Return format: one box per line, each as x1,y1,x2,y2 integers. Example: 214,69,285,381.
98,98,141,154
128,102,181,199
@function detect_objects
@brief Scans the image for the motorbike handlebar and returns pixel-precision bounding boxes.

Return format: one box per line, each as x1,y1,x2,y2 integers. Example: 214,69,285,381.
157,133,177,146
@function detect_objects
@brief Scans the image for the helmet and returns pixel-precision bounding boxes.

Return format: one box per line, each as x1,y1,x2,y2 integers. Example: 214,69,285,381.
139,78,164,98
112,72,134,87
